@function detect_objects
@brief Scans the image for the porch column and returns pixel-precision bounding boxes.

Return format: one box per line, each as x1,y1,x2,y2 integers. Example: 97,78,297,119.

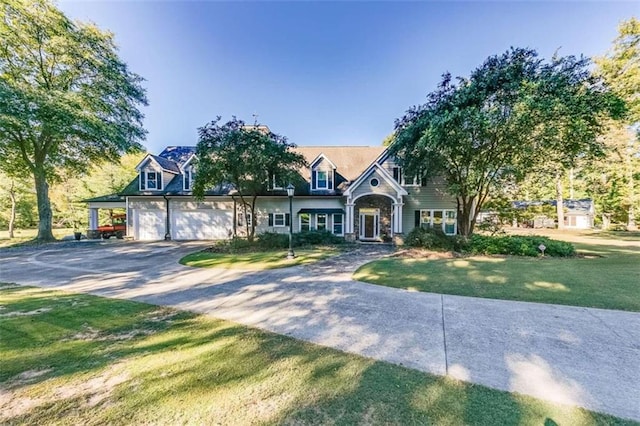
392,202,404,234
345,201,355,241
88,208,99,230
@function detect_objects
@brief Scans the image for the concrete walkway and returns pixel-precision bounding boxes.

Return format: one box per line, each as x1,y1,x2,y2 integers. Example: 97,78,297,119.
0,242,638,421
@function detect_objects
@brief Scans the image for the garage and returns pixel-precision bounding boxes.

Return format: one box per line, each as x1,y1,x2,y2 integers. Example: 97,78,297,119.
171,209,232,240
135,210,166,240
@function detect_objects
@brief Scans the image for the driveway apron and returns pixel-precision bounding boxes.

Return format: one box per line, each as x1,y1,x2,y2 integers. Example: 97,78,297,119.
0,241,638,421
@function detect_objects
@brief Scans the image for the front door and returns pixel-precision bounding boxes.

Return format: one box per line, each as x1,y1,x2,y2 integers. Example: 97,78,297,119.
359,209,379,240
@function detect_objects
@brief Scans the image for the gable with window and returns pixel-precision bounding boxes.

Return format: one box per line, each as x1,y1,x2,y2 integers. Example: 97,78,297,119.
310,155,335,191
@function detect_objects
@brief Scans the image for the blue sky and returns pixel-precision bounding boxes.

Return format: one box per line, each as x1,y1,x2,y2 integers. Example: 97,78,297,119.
59,1,638,153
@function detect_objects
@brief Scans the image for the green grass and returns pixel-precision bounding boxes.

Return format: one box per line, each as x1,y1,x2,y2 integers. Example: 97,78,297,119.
354,235,640,312
0,284,633,425
0,228,75,248
180,247,339,270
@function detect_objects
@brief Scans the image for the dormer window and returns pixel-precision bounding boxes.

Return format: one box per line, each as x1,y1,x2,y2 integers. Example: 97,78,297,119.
317,171,328,189
184,168,194,191
141,170,162,191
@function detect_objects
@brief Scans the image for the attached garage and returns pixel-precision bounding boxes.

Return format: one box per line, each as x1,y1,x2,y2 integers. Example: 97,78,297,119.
134,209,166,241
171,209,232,240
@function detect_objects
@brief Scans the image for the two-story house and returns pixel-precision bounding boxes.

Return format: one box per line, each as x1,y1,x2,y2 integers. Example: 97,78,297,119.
85,144,457,242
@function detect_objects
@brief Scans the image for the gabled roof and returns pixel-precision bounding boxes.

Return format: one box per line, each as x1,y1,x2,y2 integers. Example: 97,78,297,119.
343,162,407,198
294,146,386,182
135,154,181,174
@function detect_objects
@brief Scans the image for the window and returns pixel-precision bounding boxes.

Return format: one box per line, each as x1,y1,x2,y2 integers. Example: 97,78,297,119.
392,167,402,183
370,178,379,187
420,209,457,235
274,213,286,227
300,213,310,232
333,214,343,235
184,169,194,191
317,171,328,189
271,174,283,190
237,211,252,227
141,171,162,190
316,214,327,231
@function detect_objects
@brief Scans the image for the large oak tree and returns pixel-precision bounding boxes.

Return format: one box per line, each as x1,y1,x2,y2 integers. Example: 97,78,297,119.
390,48,622,236
0,0,147,241
193,117,307,242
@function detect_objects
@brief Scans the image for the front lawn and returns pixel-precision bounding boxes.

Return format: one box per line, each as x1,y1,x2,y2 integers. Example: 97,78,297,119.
354,236,640,312
0,284,632,425
180,247,339,270
0,228,74,248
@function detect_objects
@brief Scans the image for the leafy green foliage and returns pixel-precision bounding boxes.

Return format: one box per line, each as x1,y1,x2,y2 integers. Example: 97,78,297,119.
391,47,622,237
257,230,345,250
193,117,306,242
467,235,576,257
405,227,458,251
0,0,147,240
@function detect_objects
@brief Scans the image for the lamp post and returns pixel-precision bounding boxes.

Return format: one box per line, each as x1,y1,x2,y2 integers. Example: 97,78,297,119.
286,183,295,259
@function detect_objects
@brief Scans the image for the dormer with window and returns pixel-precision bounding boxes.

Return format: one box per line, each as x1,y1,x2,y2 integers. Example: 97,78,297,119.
310,153,336,192
135,154,181,192
180,154,196,191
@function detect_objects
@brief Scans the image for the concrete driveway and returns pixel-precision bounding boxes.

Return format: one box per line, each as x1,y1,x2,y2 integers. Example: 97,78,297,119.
0,241,638,421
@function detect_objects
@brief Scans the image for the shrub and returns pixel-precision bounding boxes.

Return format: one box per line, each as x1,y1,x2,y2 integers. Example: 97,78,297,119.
467,234,575,257
405,227,457,251
256,232,289,249
294,230,344,246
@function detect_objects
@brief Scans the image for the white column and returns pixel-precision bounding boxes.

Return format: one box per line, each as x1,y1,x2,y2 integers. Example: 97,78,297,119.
345,202,355,234
393,202,404,234
88,208,99,230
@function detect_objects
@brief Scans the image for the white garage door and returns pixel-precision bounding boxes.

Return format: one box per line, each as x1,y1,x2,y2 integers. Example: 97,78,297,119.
171,209,232,240
136,210,166,241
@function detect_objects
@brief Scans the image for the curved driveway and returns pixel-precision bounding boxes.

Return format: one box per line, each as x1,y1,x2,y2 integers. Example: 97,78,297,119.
0,241,638,421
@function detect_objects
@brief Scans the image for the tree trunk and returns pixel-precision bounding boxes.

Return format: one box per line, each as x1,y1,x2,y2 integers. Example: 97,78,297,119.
555,173,565,230
626,155,637,231
569,168,575,199
8,180,16,239
34,167,55,241
456,197,475,237
602,213,611,230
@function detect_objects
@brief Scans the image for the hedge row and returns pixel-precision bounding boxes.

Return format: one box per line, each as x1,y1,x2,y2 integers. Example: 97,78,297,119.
404,227,575,257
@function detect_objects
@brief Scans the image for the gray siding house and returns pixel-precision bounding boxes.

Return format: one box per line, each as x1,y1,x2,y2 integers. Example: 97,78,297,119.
86,145,457,242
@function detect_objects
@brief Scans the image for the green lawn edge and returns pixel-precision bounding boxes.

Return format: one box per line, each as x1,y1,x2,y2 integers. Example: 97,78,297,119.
353,240,640,312
179,247,339,270
1,284,634,425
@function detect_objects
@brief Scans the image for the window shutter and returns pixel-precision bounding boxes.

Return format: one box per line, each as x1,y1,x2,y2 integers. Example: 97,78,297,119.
268,213,274,227
140,172,146,190
311,170,317,189
285,213,290,226
421,175,427,187
415,210,420,227
158,173,163,190
328,171,333,189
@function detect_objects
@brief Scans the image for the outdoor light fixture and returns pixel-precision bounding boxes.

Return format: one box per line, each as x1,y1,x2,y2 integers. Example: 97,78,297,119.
286,183,295,259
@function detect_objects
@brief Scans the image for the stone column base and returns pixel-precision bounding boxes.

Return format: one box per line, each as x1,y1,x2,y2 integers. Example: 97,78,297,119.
345,233,356,242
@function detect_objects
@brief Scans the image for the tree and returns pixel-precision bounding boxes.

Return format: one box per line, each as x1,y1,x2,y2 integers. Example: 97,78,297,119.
0,173,34,237
193,117,307,242
0,0,147,241
390,48,621,236
595,18,640,230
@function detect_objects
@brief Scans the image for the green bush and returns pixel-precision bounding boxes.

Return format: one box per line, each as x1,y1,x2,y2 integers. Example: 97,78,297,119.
467,234,575,257
405,227,457,251
256,232,289,249
294,230,344,246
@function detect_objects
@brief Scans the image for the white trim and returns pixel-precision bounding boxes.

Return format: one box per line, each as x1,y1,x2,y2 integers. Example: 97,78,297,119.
420,209,457,235
344,163,407,199
183,167,194,191
310,153,337,169
332,213,344,236
299,212,311,232
134,154,178,174
315,213,328,231
179,153,196,171
352,191,398,204
315,170,330,190
359,210,380,240
140,170,163,191
273,212,286,227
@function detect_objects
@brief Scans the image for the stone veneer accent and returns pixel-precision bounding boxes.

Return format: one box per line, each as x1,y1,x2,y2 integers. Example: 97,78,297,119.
354,194,393,241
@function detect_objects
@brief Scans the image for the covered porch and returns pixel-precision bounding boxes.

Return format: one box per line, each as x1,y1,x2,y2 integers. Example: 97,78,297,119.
84,194,127,238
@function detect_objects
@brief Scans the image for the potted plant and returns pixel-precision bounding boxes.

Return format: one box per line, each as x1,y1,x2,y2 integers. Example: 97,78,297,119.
73,221,82,241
